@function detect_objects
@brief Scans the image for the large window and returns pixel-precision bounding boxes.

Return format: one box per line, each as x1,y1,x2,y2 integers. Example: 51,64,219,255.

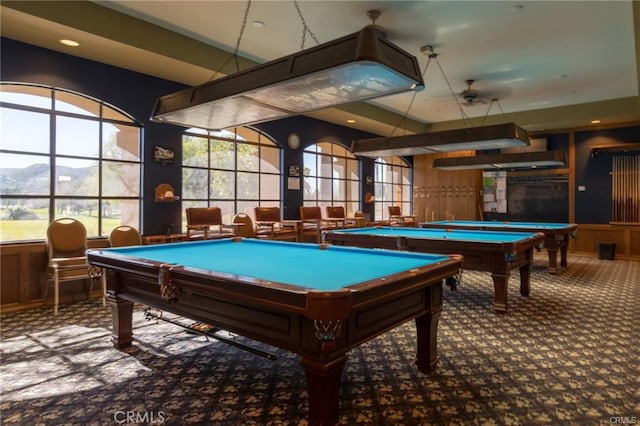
374,156,412,220
303,141,361,216
181,127,280,226
0,84,142,242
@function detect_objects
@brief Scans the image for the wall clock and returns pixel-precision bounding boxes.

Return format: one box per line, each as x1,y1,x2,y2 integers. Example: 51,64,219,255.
287,133,300,149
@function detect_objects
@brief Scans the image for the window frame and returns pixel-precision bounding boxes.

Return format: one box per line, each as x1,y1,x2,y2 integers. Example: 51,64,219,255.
180,126,281,227
373,156,413,221
0,83,143,242
302,141,361,216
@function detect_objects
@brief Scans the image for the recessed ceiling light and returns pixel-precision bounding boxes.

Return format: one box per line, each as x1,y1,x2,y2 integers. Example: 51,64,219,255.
346,119,356,124
252,21,265,28
59,39,79,47
591,119,601,124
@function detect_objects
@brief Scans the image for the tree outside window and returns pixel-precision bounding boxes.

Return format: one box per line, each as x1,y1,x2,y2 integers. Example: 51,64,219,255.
181,127,280,227
374,156,412,221
302,141,361,216
0,83,142,242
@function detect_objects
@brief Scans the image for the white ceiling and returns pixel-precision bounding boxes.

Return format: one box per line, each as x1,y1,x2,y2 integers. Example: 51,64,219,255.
2,0,639,136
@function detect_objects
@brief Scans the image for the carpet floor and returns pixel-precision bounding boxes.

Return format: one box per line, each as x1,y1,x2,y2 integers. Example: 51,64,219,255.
1,252,638,425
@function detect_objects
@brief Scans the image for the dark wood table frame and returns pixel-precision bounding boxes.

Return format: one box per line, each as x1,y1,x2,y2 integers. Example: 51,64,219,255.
325,229,544,314
88,246,462,426
419,222,578,274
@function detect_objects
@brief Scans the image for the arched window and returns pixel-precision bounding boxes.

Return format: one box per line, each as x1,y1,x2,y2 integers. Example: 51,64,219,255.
303,141,361,215
181,126,280,225
374,156,412,220
0,83,142,241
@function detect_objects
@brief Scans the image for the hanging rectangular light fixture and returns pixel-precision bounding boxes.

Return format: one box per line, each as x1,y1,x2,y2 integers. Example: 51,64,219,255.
351,123,531,157
151,25,424,130
432,151,567,170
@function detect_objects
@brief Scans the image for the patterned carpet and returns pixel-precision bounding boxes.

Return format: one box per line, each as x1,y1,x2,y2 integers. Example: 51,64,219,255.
1,253,639,425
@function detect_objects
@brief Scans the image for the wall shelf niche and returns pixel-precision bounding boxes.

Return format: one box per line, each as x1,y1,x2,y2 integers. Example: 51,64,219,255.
155,184,179,202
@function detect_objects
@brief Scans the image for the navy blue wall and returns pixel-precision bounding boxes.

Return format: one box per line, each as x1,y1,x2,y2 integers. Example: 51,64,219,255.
257,116,377,220
1,37,380,232
574,127,640,223
2,37,188,235
546,133,570,159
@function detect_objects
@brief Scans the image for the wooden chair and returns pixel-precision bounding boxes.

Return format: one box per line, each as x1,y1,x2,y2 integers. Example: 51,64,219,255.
325,206,357,228
254,207,298,241
388,205,417,227
109,225,142,247
232,213,255,238
354,210,366,227
299,206,336,243
44,218,106,316
185,207,234,240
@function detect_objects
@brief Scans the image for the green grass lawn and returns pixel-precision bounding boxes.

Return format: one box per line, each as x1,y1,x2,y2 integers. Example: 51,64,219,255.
0,217,121,242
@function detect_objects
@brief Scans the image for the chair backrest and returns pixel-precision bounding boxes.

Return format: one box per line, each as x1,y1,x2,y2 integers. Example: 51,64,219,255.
326,206,346,219
254,206,282,222
388,205,402,216
354,210,365,219
232,213,255,238
109,225,142,247
46,218,88,259
300,206,322,221
186,207,223,227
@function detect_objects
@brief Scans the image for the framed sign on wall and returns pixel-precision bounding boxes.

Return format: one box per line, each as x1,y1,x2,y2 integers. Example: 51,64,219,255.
153,146,175,164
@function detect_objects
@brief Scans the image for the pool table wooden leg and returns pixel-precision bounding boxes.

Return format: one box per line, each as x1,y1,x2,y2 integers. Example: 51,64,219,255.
545,235,559,274
491,273,509,314
108,292,134,349
519,263,531,297
559,236,569,268
299,355,347,426
414,283,443,374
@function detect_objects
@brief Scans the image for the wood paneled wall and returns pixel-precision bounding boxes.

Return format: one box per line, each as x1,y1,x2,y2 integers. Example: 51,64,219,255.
1,239,109,315
572,224,640,258
411,152,639,260
1,242,48,313
413,152,483,222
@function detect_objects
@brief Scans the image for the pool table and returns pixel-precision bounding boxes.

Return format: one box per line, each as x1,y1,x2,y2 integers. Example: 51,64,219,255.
419,220,578,274
87,238,462,426
325,227,545,314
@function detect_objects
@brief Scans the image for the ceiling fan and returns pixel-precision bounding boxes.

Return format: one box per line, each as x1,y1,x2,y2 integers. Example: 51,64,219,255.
365,9,436,43
459,79,488,106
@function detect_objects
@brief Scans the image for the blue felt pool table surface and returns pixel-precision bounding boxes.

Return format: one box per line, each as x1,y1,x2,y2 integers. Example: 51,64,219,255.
424,220,574,231
102,238,451,291
328,226,540,243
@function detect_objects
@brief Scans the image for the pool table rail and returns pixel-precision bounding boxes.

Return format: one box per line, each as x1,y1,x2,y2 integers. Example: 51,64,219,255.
88,245,462,322
419,220,578,274
325,227,545,314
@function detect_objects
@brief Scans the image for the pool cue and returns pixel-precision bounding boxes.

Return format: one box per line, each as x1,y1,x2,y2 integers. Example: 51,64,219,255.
144,309,278,361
